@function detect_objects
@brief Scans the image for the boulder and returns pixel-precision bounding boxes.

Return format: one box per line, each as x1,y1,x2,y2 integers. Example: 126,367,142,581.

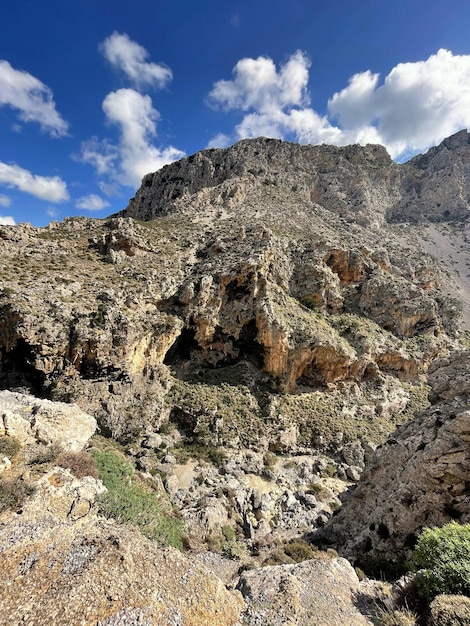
0,390,96,451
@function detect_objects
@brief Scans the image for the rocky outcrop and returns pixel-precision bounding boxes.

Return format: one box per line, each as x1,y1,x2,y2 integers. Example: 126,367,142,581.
0,134,467,539
321,350,470,570
125,130,470,228
0,390,96,451
390,129,470,223
0,467,244,626
238,554,378,626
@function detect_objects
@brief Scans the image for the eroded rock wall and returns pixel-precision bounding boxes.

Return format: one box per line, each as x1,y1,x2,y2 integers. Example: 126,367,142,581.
320,350,470,570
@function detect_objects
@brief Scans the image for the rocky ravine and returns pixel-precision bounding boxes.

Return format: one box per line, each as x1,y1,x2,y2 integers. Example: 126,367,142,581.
319,349,470,573
1,131,470,623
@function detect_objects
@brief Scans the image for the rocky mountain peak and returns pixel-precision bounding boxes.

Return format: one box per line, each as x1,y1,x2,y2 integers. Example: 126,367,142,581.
1,131,470,624
124,130,470,229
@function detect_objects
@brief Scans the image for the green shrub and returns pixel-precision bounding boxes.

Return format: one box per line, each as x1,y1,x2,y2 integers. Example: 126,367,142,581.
411,523,470,600
92,450,184,550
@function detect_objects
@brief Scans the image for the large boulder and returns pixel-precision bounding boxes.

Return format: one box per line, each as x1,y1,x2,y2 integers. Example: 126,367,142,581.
238,553,376,625
0,390,96,451
0,467,244,626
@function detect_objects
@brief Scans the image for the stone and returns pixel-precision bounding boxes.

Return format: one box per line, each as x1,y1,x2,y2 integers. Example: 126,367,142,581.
0,390,96,451
322,350,470,569
238,554,375,625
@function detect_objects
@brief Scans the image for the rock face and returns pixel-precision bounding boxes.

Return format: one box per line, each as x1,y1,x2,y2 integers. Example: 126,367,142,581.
238,555,375,626
0,390,96,451
125,130,470,228
0,468,244,626
321,349,470,570
1,136,465,448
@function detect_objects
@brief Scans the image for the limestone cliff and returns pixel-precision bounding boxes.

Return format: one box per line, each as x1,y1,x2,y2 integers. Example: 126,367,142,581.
320,349,470,571
1,135,466,450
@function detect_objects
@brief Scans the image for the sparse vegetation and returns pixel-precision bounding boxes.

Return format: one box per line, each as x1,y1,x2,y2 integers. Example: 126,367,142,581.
91,448,184,549
373,602,416,626
57,450,99,479
0,477,35,513
0,436,21,459
29,444,63,466
263,537,318,566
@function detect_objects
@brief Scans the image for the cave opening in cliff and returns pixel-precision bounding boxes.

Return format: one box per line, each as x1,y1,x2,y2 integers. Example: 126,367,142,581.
0,338,46,395
163,327,198,366
234,319,264,368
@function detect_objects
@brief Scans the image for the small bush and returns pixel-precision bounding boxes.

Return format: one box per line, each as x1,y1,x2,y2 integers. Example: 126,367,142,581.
411,522,470,601
222,525,236,542
91,450,184,550
172,443,227,468
263,538,317,566
374,604,416,626
29,443,63,465
57,450,99,479
0,478,35,513
283,538,317,562
222,538,249,560
429,594,470,626
0,436,21,459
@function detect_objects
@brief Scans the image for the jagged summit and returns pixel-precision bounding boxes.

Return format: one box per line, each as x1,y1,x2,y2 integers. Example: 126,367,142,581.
123,130,470,227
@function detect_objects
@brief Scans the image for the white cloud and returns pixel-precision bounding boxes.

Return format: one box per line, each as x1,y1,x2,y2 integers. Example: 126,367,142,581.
77,137,119,175
100,32,172,90
329,48,470,157
0,161,69,202
0,194,11,207
79,88,184,188
208,49,470,159
75,194,110,211
0,215,15,225
0,60,68,136
209,50,310,114
206,132,232,149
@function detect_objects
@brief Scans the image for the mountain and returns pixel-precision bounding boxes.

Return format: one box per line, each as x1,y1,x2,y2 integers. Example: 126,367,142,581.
1,131,470,624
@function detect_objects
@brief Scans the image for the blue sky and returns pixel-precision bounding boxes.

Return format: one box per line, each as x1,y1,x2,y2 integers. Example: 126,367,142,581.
1,0,470,226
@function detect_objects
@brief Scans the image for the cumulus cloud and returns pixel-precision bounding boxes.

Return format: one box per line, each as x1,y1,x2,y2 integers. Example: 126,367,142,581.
79,88,184,187
0,194,11,207
206,132,232,149
0,161,69,202
0,215,15,225
209,50,310,114
75,194,111,211
328,48,470,157
208,49,470,159
0,60,68,136
100,32,172,90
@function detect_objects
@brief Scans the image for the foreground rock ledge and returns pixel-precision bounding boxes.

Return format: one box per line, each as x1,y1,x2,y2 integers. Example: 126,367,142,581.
0,471,244,626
